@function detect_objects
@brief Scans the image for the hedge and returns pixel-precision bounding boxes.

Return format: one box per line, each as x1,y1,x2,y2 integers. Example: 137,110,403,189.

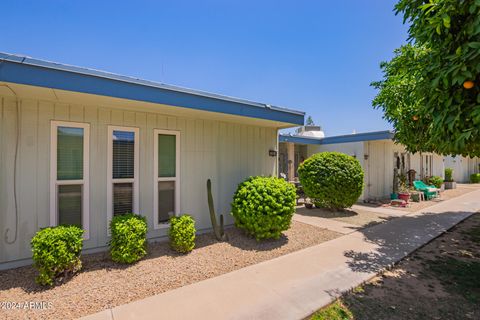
169,215,196,253
31,225,84,286
298,152,364,209
231,176,296,240
109,213,147,264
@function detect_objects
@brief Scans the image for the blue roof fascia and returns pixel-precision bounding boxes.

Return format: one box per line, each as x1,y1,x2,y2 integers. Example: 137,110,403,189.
279,134,322,144
279,130,394,145
320,131,394,144
0,53,304,125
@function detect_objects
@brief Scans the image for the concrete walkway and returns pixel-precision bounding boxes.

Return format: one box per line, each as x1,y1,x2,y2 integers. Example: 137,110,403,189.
82,189,480,320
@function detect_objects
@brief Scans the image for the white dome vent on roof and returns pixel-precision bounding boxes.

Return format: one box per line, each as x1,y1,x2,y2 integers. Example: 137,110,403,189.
295,125,325,138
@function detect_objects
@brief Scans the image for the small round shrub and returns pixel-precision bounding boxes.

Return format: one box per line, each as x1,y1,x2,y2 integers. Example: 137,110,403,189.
427,176,443,188
31,225,84,286
231,176,296,241
169,215,196,253
109,213,147,264
471,173,480,183
298,152,364,210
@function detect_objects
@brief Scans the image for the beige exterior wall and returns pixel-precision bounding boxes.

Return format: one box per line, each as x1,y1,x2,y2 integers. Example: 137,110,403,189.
444,155,480,182
307,140,445,201
0,92,278,267
307,141,366,199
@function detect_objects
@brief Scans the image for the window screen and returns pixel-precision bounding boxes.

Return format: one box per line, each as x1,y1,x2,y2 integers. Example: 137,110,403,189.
158,134,176,177
58,184,82,227
113,130,135,179
158,181,175,223
113,183,133,216
57,127,84,180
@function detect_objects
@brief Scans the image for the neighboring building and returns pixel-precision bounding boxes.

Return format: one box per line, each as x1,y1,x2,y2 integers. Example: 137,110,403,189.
444,155,480,182
0,52,304,269
279,128,445,201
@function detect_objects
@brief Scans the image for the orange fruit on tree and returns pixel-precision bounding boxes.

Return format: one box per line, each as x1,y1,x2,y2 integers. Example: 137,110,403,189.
412,115,419,121
463,80,474,89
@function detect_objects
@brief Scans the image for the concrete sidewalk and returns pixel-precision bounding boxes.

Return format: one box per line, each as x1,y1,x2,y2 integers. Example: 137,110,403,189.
82,189,480,320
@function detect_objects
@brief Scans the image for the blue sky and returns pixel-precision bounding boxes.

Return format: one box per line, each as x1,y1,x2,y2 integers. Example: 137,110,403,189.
1,1,408,136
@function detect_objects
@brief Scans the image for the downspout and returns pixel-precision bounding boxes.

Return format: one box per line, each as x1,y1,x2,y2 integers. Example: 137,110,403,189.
275,128,279,177
0,82,20,245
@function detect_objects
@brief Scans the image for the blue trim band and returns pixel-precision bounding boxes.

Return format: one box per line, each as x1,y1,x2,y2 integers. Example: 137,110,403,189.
279,130,394,145
279,135,323,144
0,52,304,125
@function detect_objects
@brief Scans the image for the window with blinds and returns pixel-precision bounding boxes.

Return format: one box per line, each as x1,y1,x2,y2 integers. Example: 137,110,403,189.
51,122,89,237
108,127,139,224
154,130,179,228
113,130,135,179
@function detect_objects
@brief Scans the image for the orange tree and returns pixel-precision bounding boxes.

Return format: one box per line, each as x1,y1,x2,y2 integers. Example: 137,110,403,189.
372,0,480,157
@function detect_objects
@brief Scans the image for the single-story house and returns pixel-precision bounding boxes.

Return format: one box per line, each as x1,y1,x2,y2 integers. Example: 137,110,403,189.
444,155,480,182
0,52,304,269
279,127,445,201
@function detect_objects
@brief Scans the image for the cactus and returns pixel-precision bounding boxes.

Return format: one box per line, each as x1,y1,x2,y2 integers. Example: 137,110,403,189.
393,167,399,194
207,179,228,241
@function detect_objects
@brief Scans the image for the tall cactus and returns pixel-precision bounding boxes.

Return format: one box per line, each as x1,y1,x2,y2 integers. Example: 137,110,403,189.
207,179,228,241
393,167,399,194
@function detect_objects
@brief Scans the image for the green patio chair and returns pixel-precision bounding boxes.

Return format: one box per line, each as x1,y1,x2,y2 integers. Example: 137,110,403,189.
413,180,438,200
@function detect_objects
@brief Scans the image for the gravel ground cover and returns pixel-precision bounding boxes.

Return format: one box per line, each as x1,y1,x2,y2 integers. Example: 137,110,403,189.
0,221,340,320
296,206,392,228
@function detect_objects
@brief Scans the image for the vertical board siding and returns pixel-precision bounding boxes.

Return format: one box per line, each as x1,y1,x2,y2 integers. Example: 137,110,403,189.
2,98,19,261
0,98,4,262
0,94,277,265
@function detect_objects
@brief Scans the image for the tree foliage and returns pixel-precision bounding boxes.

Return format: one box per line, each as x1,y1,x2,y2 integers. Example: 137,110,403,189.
306,115,315,126
372,0,480,157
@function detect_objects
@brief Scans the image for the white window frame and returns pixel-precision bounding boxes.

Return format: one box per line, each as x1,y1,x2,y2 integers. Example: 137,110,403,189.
107,126,140,231
50,121,90,239
153,129,180,229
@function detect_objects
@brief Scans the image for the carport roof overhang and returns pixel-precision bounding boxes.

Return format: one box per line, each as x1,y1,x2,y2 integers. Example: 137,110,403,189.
279,130,394,145
0,52,304,127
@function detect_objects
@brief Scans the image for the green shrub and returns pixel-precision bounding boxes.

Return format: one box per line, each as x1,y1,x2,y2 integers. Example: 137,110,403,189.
445,168,454,182
298,152,364,210
231,176,296,241
31,225,84,286
471,173,480,184
109,213,147,264
169,215,196,253
427,176,444,188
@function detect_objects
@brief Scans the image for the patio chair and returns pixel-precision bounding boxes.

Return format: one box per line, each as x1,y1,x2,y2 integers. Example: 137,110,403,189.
413,180,439,200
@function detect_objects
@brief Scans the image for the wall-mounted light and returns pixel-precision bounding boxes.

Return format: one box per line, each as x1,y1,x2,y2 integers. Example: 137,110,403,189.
269,150,277,157
364,154,369,160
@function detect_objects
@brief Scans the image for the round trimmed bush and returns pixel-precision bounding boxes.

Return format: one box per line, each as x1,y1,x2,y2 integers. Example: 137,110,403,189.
31,225,84,286
298,152,364,210
169,214,196,253
427,176,443,188
109,213,147,264
231,176,296,240
471,173,480,183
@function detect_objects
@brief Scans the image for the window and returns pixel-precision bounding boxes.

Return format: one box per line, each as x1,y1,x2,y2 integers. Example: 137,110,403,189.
107,126,139,227
153,129,180,228
50,121,90,238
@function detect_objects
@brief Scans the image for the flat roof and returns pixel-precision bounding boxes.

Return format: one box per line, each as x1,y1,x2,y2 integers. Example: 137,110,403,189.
279,130,394,145
0,52,304,125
